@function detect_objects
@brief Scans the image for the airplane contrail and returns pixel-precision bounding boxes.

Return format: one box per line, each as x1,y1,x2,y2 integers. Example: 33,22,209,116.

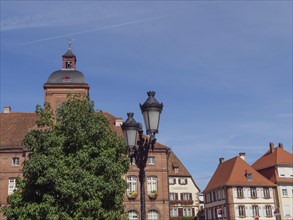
21,14,169,45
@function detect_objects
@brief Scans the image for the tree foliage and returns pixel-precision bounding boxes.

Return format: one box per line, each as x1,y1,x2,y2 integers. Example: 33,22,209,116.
2,97,129,220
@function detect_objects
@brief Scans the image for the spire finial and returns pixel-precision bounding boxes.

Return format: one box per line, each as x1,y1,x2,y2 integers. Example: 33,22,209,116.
68,38,72,50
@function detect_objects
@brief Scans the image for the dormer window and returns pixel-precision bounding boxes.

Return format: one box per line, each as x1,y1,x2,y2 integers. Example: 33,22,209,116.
245,170,253,181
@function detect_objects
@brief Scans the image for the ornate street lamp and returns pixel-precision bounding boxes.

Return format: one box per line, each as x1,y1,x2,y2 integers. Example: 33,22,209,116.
121,91,163,220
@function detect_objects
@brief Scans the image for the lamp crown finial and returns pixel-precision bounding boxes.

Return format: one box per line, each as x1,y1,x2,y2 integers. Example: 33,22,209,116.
127,112,134,118
147,91,156,98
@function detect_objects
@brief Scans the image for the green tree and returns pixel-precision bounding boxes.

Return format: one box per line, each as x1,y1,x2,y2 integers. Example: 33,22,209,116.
2,97,129,220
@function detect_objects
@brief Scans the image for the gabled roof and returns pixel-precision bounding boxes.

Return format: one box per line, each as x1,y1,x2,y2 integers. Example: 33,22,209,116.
168,151,192,177
168,150,200,190
0,113,38,149
252,145,293,170
204,156,275,192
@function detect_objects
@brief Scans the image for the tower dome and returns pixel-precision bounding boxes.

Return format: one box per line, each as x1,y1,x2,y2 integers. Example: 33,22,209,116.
43,44,90,111
46,43,87,84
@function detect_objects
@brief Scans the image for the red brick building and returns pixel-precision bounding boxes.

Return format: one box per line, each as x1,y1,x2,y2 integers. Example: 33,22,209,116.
0,46,200,220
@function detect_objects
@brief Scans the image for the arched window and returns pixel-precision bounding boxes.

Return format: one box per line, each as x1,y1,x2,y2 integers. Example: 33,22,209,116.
128,210,138,220
148,210,159,220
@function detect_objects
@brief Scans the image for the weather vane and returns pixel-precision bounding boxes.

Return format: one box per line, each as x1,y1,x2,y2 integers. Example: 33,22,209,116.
67,37,75,49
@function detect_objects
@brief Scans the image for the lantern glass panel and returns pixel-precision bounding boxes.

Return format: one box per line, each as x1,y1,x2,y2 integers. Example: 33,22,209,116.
142,110,160,133
123,129,138,148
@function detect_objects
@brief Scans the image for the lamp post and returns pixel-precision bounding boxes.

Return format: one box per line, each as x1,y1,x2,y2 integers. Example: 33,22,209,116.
121,91,163,220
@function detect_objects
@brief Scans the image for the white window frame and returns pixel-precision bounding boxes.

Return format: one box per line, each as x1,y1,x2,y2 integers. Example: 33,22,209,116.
281,186,288,197
182,192,191,200
147,176,157,193
179,178,187,185
147,156,155,165
183,208,192,217
128,210,138,220
250,187,257,198
170,193,177,201
127,176,138,193
252,205,259,217
238,206,245,217
265,206,272,217
148,210,159,220
263,187,270,198
237,187,243,198
8,178,17,195
169,177,176,185
170,208,178,217
12,157,20,166
279,167,285,177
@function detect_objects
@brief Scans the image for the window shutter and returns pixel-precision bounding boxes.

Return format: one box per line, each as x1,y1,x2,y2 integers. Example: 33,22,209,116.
233,188,237,197
175,193,178,200
247,188,251,198
269,188,273,198
180,193,183,200
235,206,239,217
179,179,181,184
178,208,183,217
249,206,252,217
243,188,247,197
185,179,187,184
260,188,264,198
189,193,192,200
259,206,262,217
192,208,195,216
174,178,176,184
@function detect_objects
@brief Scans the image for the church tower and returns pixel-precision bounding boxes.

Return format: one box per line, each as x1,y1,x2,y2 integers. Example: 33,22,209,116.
43,44,90,111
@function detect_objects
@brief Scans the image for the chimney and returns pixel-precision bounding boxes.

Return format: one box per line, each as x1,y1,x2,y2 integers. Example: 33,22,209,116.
269,142,275,153
3,106,11,113
219,157,225,164
114,117,123,127
239,152,246,161
278,143,283,149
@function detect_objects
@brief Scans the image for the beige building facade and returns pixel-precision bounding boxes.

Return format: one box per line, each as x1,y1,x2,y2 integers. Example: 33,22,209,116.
204,153,278,220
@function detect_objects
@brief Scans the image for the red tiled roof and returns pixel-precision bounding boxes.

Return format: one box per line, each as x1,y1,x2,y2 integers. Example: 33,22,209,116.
0,113,38,148
1,111,168,151
168,151,191,177
252,146,293,184
252,146,293,170
204,156,275,192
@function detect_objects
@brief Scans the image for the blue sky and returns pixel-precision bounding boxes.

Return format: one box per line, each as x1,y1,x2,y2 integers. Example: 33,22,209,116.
1,1,292,190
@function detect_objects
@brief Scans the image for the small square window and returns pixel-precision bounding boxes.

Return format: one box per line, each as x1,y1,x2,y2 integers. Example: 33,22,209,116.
169,178,176,185
148,156,155,165
174,167,179,173
12,157,19,166
179,178,187,185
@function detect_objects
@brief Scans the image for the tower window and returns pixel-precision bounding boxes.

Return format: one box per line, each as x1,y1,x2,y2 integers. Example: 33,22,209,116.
65,61,72,69
12,157,19,166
